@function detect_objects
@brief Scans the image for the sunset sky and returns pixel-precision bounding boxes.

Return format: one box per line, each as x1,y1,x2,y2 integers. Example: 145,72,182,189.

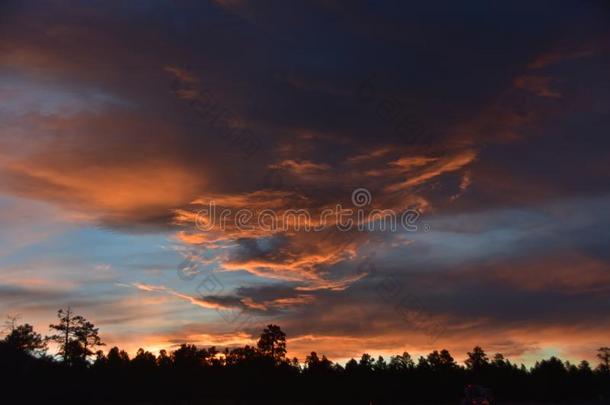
1,0,609,366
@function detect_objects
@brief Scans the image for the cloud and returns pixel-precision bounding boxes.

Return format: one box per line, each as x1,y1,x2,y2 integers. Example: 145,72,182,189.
269,159,331,174
126,282,314,314
1,0,609,366
0,98,212,227
385,150,477,192
514,75,562,98
477,253,610,294
127,282,244,311
528,49,595,69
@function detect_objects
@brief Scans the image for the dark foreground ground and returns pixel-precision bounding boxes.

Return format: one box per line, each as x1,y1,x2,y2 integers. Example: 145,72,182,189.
85,401,610,405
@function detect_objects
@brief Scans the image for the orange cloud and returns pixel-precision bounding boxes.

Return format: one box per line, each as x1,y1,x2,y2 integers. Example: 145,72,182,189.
386,150,476,192
514,75,562,98
528,49,595,69
2,159,202,220
486,254,610,294
126,282,315,313
127,283,244,311
269,159,330,174
347,146,394,163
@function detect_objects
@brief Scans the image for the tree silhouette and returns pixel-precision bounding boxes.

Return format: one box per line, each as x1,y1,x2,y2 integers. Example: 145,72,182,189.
492,353,506,367
172,343,202,369
46,308,79,364
578,359,592,373
427,349,457,372
93,349,107,368
531,356,568,400
440,349,457,369
257,324,286,363
358,353,374,371
157,349,172,369
465,346,489,371
2,312,610,403
226,345,259,365
106,346,130,369
2,315,20,334
74,318,104,360
345,358,358,373
417,355,431,371
132,348,157,371
597,347,610,372
305,351,333,373
389,352,414,371
373,355,388,372
46,308,103,364
2,323,46,354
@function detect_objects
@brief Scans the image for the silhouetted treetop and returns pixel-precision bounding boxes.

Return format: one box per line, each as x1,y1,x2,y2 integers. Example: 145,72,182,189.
46,308,104,365
465,346,489,371
257,324,286,363
2,322,46,354
2,310,610,403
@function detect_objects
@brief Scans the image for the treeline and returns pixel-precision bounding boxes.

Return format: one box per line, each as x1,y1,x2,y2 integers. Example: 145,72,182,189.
1,309,610,403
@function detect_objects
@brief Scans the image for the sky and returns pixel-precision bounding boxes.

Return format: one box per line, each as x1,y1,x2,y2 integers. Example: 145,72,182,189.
1,0,609,366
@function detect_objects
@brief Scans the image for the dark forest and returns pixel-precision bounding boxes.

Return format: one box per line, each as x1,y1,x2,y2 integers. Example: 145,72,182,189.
2,309,609,404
